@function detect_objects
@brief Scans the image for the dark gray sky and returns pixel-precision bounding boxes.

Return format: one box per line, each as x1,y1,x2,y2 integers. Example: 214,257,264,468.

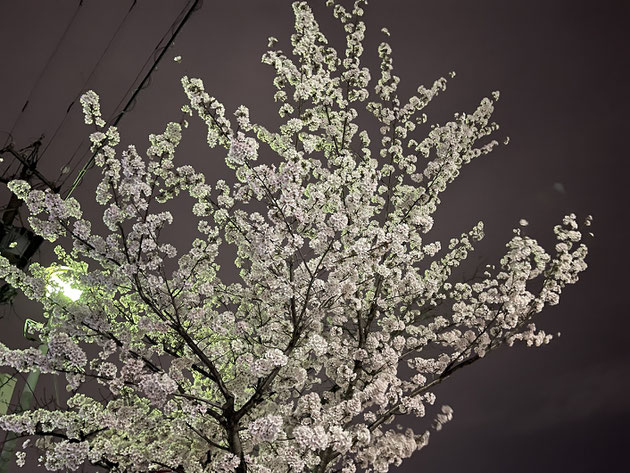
0,1,628,472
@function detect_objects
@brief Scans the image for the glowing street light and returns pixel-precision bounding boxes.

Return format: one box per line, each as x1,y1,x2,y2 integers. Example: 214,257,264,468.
0,266,82,472
45,266,82,301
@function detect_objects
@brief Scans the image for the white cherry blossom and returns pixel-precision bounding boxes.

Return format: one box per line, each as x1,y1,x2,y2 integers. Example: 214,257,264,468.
0,1,590,472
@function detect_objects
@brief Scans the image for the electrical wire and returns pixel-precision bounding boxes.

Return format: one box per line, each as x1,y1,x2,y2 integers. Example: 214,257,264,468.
55,140,84,188
63,0,202,199
3,1,83,148
39,0,138,176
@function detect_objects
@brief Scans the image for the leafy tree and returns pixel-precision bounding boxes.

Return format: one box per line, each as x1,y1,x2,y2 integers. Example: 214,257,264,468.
0,1,590,472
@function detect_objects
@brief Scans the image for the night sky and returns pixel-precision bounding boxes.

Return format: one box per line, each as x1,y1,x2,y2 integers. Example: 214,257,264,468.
1,1,628,472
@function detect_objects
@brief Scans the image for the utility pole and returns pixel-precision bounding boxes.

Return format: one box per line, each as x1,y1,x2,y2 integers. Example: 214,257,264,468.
0,137,56,301
0,138,60,473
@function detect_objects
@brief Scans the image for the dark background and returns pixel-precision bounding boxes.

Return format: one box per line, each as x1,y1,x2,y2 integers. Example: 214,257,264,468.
0,1,628,472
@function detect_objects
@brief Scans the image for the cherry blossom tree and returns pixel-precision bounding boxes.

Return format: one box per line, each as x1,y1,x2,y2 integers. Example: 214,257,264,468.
0,1,590,472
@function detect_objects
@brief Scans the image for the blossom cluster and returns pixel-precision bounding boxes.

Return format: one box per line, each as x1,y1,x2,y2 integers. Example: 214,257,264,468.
0,1,589,472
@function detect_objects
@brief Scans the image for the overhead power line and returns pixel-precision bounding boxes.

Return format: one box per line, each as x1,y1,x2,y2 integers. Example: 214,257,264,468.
39,0,139,172
4,1,83,147
64,0,203,199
